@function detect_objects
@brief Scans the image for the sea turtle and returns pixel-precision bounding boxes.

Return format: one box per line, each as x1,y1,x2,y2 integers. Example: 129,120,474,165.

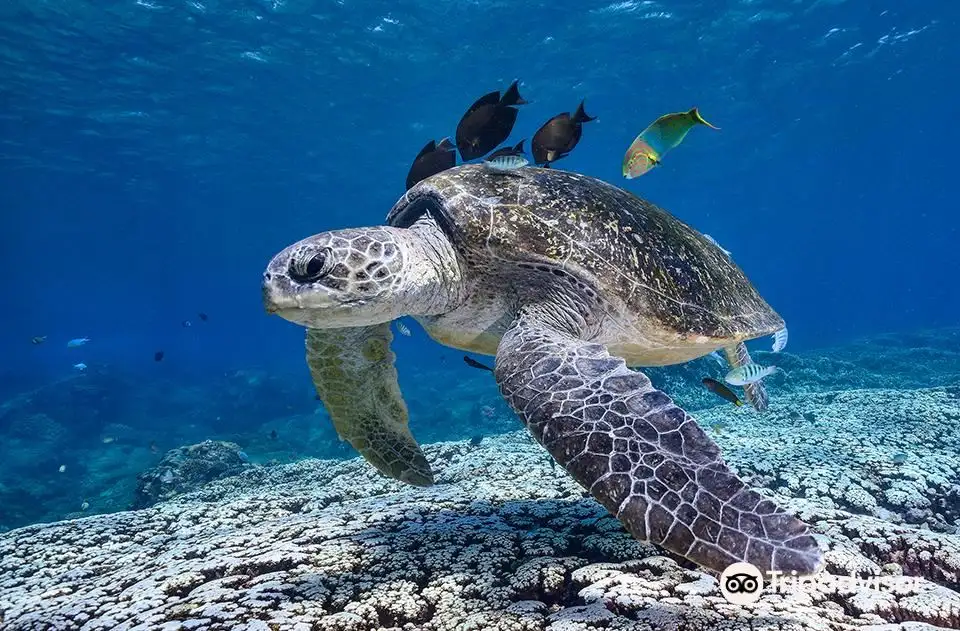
261,165,823,577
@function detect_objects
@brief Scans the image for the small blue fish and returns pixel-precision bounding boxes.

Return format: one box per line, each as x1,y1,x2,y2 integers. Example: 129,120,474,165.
724,363,778,386
67,337,90,348
772,327,789,353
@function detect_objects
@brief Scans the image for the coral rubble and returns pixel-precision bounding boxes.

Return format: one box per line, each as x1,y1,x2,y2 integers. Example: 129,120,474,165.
2,386,959,629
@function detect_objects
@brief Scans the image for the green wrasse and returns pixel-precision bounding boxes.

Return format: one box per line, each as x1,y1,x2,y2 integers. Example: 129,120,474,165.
622,107,718,179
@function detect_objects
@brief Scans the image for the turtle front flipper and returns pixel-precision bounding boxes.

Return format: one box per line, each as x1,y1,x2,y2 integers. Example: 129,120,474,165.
306,324,433,486
494,311,823,576
724,342,769,412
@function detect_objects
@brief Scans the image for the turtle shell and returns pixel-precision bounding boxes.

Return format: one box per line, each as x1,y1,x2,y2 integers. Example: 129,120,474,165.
387,165,783,343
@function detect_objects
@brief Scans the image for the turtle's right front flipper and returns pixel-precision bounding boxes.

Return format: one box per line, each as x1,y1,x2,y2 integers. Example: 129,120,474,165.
494,311,823,576
306,325,434,486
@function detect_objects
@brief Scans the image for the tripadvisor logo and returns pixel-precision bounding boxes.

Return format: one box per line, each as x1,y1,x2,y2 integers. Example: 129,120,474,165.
719,562,764,604
719,562,928,605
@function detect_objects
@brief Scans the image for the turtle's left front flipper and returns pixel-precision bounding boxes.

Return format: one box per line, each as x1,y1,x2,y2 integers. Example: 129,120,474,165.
306,324,434,486
494,311,822,576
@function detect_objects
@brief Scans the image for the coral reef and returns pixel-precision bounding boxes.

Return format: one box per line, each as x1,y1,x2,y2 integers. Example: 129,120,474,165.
697,387,960,533
132,440,254,509
3,327,958,531
0,369,337,530
644,326,960,412
2,386,960,630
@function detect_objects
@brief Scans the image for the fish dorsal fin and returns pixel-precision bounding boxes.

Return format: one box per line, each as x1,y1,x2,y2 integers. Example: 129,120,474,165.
436,137,455,151
414,140,437,161
513,139,525,154
466,90,502,114
500,80,528,106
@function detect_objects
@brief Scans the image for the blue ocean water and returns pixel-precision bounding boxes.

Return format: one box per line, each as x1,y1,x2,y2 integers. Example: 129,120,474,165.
0,1,957,531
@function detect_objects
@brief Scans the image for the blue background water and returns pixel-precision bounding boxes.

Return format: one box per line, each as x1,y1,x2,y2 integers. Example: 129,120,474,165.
1,0,958,527
2,1,956,395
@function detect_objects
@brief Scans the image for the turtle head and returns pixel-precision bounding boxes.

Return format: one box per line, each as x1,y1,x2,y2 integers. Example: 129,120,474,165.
263,227,411,328
263,223,462,328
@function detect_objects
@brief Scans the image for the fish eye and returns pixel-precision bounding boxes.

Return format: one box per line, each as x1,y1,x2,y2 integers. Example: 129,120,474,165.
289,248,333,284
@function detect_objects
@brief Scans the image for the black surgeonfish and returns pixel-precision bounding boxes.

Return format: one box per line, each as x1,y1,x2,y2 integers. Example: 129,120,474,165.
531,100,596,166
486,139,526,161
405,138,456,190
455,80,528,161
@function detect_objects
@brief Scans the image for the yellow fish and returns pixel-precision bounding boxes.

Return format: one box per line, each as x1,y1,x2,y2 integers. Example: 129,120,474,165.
622,107,718,179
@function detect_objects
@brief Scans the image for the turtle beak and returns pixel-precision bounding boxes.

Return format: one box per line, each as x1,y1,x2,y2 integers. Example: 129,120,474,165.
261,267,341,325
262,271,288,315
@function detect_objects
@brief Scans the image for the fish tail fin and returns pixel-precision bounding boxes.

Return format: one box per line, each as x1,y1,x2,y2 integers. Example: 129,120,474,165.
437,137,455,151
689,107,719,130
501,80,528,106
513,139,525,154
573,100,597,124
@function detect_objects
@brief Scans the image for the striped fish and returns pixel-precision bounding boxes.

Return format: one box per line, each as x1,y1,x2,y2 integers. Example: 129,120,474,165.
483,154,529,172
724,363,779,386
395,321,412,337
771,327,789,353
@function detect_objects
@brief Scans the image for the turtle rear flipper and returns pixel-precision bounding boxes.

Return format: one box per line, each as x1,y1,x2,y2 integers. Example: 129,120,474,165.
724,342,769,412
306,324,433,486
494,310,822,576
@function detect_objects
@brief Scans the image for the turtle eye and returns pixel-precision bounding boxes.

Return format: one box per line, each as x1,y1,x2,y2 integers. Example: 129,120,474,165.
289,248,333,284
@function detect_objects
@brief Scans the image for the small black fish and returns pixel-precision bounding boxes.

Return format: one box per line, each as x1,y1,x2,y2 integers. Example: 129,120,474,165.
182,320,192,328
406,138,456,190
154,351,164,362
469,435,483,446
702,377,743,407
531,100,596,166
463,355,494,372
455,80,528,161
487,139,526,161
198,312,208,321
270,429,278,441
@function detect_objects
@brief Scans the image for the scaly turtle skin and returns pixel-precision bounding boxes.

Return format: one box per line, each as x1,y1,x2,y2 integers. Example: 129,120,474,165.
262,165,821,577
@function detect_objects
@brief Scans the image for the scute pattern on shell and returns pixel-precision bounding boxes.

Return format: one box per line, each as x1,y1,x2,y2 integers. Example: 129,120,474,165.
388,165,783,340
